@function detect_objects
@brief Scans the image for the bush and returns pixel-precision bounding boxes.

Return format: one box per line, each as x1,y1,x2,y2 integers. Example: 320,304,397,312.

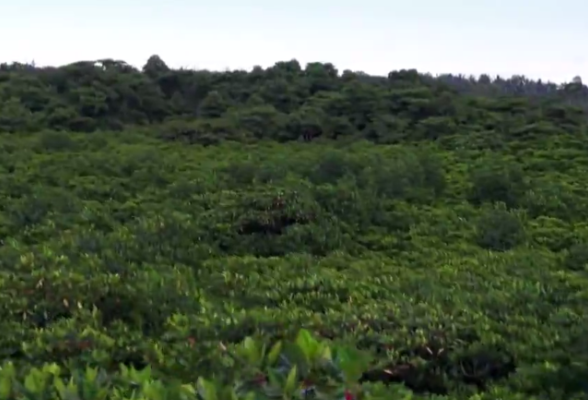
468,160,528,208
563,243,588,271
475,204,525,251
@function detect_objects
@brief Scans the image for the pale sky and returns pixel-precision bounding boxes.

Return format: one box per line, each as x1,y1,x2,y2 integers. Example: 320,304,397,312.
1,0,585,83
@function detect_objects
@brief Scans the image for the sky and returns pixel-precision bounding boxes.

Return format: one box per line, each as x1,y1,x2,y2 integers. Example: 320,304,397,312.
1,0,585,83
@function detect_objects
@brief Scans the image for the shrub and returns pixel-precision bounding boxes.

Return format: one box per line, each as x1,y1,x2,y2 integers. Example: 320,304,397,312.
468,160,528,208
475,204,525,251
563,243,588,271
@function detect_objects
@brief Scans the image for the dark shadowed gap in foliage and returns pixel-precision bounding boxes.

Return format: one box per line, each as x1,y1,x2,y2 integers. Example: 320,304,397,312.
238,215,305,236
360,340,516,395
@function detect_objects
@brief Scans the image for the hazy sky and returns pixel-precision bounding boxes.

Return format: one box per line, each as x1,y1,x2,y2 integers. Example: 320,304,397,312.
1,0,585,83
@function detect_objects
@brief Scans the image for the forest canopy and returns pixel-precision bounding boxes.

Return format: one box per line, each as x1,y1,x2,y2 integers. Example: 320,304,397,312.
0,55,587,142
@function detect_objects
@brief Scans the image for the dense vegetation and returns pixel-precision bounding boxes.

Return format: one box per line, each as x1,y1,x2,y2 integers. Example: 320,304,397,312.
0,56,588,399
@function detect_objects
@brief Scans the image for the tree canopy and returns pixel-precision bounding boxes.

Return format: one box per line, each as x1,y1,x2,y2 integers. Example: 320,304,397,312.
1,56,586,142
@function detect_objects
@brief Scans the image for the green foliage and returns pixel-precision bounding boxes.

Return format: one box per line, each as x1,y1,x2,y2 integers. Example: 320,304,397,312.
1,56,587,141
468,159,528,208
475,204,526,251
0,330,437,399
563,243,588,271
0,57,587,400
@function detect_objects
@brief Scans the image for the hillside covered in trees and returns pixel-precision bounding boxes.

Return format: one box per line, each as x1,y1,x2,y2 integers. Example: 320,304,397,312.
1,55,587,141
0,56,587,399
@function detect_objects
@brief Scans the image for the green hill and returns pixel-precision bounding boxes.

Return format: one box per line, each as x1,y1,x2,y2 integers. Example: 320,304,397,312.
0,58,587,399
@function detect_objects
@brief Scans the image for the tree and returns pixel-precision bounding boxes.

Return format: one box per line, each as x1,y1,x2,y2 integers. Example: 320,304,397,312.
142,55,170,79
198,90,228,118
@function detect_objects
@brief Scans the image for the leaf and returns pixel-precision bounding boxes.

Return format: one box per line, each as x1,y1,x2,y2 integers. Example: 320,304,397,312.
0,376,11,399
266,341,282,366
243,337,260,365
336,347,371,383
84,367,98,382
53,379,67,399
295,329,316,362
196,377,218,400
284,365,298,397
23,374,38,394
243,392,256,400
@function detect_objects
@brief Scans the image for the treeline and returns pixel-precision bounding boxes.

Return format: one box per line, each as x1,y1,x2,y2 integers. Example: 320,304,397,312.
0,56,587,144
